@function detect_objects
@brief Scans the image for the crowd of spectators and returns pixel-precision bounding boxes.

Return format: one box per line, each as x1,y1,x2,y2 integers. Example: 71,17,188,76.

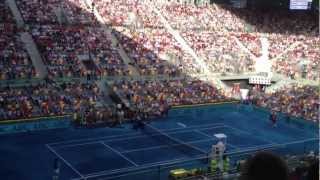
159,3,318,35
31,25,129,78
182,31,254,74
1,0,318,125
235,33,262,57
252,85,319,122
17,0,97,25
112,79,230,116
267,34,301,59
87,27,131,76
61,0,98,25
160,4,230,31
114,27,200,75
94,0,163,28
0,83,65,120
15,0,319,80
273,37,320,81
16,0,59,24
0,2,14,22
0,2,36,80
227,32,320,81
158,3,319,80
16,0,133,78
31,25,87,77
0,24,36,80
0,81,103,120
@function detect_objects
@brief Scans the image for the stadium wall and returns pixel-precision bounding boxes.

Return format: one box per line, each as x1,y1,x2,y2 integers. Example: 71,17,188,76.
0,115,71,134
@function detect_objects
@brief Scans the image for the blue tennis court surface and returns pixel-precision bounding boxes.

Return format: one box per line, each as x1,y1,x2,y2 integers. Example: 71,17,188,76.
0,104,318,180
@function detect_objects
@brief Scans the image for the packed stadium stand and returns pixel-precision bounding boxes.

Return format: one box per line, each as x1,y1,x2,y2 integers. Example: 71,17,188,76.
0,0,319,179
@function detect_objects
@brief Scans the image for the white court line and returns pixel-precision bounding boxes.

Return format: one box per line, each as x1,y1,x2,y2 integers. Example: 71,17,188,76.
194,130,239,150
227,137,319,156
166,122,224,131
48,122,225,147
48,132,142,146
223,125,251,135
238,110,316,142
55,129,205,149
224,125,277,145
46,144,84,178
177,122,187,128
194,130,213,139
56,125,249,151
89,168,155,180
81,154,207,179
227,143,278,156
56,128,229,154
54,125,226,149
276,118,317,136
58,127,229,154
100,142,139,167
55,141,101,149
120,138,214,154
146,124,208,154
55,125,249,152
226,143,239,149
240,143,275,151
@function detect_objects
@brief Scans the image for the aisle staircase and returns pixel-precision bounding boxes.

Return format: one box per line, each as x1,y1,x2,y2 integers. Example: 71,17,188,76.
7,0,48,79
20,32,48,78
116,43,140,76
84,0,140,76
152,6,209,75
6,0,24,28
151,5,229,91
96,78,115,106
233,36,257,59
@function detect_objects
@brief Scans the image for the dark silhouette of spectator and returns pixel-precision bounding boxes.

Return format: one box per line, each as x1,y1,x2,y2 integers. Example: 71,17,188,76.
240,152,289,180
306,160,319,180
290,167,303,180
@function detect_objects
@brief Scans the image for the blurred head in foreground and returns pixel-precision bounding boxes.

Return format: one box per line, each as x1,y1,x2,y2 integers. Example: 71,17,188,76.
240,152,289,180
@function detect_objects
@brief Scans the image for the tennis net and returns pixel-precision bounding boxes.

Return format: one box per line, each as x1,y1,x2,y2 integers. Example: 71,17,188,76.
142,123,207,157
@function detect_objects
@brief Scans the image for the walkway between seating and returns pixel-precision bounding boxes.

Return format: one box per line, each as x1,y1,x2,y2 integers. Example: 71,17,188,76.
6,0,24,28
20,32,48,78
84,0,140,76
151,5,229,91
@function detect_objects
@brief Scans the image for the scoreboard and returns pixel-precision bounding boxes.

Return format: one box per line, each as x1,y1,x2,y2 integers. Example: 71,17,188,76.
249,76,271,85
290,0,313,10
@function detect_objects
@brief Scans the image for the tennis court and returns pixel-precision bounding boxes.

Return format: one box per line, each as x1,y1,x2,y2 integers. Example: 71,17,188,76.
44,103,318,180
0,103,318,180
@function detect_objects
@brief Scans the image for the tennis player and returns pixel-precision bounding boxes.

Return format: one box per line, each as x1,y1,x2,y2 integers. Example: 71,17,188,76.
270,111,277,127
53,158,60,180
